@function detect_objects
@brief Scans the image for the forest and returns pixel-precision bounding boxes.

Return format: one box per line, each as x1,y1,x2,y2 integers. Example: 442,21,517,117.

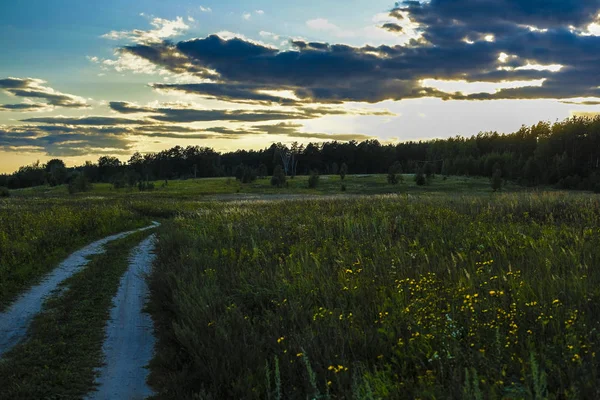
2,115,600,192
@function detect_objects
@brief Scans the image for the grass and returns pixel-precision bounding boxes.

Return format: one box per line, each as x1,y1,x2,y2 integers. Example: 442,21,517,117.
9,174,527,199
0,198,149,310
148,192,600,399
0,229,155,400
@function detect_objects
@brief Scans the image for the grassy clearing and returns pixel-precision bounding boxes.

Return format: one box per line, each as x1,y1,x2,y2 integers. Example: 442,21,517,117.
148,192,600,399
10,174,527,199
0,198,149,310
0,229,155,400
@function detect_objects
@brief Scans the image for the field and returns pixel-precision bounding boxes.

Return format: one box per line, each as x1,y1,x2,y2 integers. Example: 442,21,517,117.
1,175,599,399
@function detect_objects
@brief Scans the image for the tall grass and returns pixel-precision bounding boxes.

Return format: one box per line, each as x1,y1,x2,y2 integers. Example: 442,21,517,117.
148,192,600,399
0,198,146,309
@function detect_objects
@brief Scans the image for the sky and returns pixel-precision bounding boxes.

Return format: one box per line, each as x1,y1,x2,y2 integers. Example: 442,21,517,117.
1,0,600,173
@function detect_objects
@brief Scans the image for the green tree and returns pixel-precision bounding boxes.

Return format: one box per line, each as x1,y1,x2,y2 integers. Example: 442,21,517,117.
415,168,426,186
271,165,286,188
491,163,503,192
387,161,403,184
68,172,92,194
339,163,348,180
45,159,68,186
308,170,320,188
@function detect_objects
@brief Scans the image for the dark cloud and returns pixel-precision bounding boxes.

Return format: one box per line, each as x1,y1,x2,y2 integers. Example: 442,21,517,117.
109,102,394,122
21,116,153,126
108,101,156,114
396,0,600,31
0,78,89,109
381,23,404,33
0,125,133,156
206,122,373,141
561,100,600,105
0,103,49,111
148,108,310,123
113,0,600,103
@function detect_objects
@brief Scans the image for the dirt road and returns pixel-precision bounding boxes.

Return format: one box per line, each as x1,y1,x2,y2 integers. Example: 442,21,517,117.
88,233,157,400
0,222,159,358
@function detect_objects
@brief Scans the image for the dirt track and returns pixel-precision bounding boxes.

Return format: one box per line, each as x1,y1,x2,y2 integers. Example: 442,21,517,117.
88,233,157,400
0,222,159,358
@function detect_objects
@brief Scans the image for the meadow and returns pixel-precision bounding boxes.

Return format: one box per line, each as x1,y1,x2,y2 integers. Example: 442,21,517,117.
0,198,149,309
1,175,599,399
148,193,600,399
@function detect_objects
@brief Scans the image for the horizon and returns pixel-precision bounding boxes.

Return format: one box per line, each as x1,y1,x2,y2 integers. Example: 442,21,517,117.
2,0,600,173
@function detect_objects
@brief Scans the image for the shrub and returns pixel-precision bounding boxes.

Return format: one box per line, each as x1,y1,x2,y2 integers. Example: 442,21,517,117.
112,173,127,189
68,172,92,194
387,161,403,185
341,184,346,192
414,168,426,186
234,165,245,181
241,167,257,184
339,163,348,180
258,164,268,179
271,165,286,188
491,168,503,192
424,162,434,179
308,170,320,188
138,181,155,191
0,186,9,197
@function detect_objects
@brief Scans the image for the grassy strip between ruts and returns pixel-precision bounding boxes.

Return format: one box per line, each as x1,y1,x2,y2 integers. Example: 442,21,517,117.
0,228,156,400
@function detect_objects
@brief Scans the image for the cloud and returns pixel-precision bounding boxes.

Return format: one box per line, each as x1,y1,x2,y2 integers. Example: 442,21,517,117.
150,83,300,105
112,0,600,103
381,23,404,33
206,122,373,141
199,6,212,12
22,116,152,125
0,102,50,112
0,77,89,109
0,125,133,156
101,17,189,44
561,99,600,105
243,13,251,20
109,100,395,122
255,10,265,15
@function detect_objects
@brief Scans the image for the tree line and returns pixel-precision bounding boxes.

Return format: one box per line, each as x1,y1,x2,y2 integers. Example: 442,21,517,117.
2,115,600,192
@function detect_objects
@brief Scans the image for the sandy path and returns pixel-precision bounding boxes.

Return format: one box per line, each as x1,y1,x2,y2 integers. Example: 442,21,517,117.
88,234,157,400
0,222,160,358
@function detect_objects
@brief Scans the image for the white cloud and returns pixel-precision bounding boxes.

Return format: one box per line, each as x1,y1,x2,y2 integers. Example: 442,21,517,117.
305,17,418,46
215,31,276,48
187,16,195,22
420,78,547,95
243,13,251,20
255,10,265,15
101,17,189,44
199,6,212,12
259,31,280,40
100,52,160,75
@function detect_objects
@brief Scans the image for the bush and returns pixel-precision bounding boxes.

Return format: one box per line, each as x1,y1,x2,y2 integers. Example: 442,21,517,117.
387,162,403,185
308,170,320,188
491,168,503,192
0,186,9,197
68,172,92,194
271,165,286,188
414,168,426,186
258,164,268,179
242,167,257,184
341,184,346,192
339,163,348,180
138,181,155,191
112,173,127,189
